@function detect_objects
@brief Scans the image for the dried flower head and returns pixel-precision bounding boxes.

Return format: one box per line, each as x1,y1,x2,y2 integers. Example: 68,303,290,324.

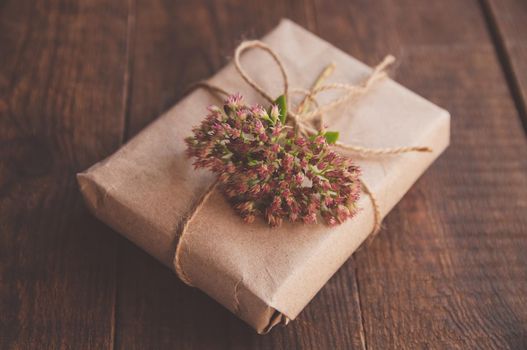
185,93,361,227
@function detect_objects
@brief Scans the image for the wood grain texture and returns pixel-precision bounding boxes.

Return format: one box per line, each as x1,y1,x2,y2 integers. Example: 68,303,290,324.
484,0,527,131
1,0,527,349
0,0,130,348
314,0,527,348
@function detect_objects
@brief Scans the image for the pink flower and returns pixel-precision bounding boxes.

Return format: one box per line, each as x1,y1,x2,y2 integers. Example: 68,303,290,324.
270,104,280,121
294,172,304,185
303,212,317,224
185,94,361,228
336,205,351,223
226,93,243,109
282,153,294,171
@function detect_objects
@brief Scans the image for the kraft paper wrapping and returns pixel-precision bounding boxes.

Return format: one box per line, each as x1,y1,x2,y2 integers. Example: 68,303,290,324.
77,19,450,333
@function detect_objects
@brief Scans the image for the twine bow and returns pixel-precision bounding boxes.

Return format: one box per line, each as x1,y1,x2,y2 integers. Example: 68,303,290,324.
175,40,431,286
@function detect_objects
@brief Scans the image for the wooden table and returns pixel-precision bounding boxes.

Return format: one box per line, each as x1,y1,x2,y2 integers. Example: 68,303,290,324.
1,0,526,349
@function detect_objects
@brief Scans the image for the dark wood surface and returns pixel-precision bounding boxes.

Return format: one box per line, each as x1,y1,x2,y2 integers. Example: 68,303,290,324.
485,0,527,131
1,0,526,349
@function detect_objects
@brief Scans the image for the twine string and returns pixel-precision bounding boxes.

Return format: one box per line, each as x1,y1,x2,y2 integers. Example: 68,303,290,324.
174,180,219,287
175,40,431,286
234,40,288,104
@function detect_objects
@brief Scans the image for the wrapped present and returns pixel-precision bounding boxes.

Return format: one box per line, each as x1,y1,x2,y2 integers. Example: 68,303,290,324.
77,19,450,333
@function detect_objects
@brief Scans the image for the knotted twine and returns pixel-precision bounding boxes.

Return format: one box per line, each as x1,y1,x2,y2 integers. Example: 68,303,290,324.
175,40,432,286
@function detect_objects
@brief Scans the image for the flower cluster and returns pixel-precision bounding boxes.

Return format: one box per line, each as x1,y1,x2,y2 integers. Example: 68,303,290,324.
185,94,361,227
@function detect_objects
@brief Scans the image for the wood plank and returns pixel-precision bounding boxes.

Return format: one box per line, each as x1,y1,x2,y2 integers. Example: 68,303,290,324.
114,1,235,348
0,0,130,348
484,0,527,130
314,0,527,348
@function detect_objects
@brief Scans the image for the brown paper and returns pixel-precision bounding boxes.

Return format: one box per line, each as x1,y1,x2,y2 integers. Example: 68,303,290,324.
77,19,450,333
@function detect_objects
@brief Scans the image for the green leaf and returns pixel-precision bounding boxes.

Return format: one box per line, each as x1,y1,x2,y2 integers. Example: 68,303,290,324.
274,95,287,124
324,131,339,144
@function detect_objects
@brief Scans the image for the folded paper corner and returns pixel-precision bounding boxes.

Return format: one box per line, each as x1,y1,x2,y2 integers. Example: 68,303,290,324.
257,309,290,335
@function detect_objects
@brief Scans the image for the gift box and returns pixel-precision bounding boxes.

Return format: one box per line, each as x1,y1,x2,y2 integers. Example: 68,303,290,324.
77,19,450,333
